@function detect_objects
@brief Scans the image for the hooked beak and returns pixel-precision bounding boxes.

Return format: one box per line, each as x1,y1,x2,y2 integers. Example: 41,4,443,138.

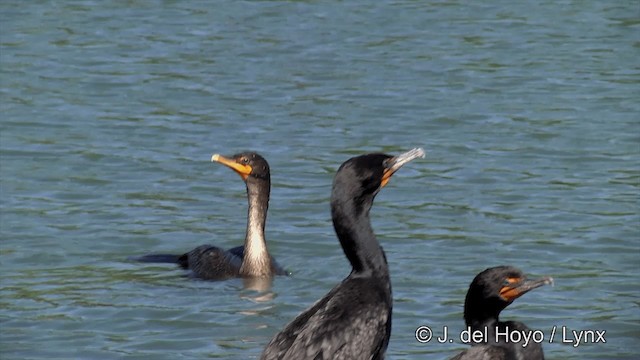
500,276,554,302
381,148,426,188
211,154,252,180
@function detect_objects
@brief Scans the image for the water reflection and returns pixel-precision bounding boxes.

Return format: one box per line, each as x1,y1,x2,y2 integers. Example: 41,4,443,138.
240,277,276,302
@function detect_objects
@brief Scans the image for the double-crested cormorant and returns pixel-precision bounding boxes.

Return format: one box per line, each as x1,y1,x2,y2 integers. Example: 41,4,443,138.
133,152,287,280
261,148,425,360
450,266,553,360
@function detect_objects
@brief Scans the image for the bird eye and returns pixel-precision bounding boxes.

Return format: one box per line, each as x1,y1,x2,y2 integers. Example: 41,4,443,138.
503,279,510,286
240,157,248,164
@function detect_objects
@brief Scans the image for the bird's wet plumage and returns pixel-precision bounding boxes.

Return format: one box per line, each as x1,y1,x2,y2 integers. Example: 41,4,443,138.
261,148,425,360
450,266,553,360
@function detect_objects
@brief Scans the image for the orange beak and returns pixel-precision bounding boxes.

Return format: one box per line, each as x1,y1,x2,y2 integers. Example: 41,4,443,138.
499,276,554,302
211,154,252,180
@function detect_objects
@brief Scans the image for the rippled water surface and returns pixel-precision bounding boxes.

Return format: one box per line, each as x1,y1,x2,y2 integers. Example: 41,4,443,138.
1,1,638,359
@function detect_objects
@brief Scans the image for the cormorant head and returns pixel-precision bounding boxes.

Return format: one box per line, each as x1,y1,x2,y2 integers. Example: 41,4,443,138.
211,151,270,183
332,148,425,209
463,266,553,324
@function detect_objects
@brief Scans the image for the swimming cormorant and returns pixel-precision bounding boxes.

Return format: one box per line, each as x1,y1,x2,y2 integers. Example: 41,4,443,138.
133,152,287,280
450,266,553,360
261,148,425,360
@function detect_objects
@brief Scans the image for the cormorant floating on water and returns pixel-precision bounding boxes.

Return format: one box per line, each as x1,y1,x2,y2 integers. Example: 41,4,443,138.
133,152,287,280
450,266,553,360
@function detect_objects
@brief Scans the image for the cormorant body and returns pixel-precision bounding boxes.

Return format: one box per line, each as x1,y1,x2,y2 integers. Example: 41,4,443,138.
261,148,425,360
133,152,287,280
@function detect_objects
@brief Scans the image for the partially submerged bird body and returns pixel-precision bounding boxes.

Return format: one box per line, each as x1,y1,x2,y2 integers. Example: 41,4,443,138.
133,152,287,280
261,148,425,360
451,266,553,360
178,244,287,280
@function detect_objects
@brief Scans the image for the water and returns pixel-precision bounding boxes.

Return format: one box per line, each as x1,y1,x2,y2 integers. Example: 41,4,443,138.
1,1,638,359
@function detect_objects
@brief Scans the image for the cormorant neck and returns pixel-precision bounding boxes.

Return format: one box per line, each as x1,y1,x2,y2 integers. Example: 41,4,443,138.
331,195,388,277
466,315,500,333
464,298,504,331
240,179,271,276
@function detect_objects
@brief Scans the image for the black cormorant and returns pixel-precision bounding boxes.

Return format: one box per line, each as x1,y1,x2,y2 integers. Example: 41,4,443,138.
261,148,425,360
450,266,553,360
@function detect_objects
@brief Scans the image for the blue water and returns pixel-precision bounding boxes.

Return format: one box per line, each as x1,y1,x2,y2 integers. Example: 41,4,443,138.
1,1,638,359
